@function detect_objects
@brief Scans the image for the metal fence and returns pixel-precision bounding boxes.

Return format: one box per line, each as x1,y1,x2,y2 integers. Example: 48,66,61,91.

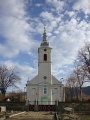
1,101,90,120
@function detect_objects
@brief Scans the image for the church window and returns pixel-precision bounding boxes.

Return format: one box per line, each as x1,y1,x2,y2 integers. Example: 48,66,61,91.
43,87,47,94
32,88,36,95
44,76,47,79
54,88,58,94
44,48,47,51
44,54,47,61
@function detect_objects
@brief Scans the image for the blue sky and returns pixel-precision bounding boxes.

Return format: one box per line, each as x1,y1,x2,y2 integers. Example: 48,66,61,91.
0,0,90,91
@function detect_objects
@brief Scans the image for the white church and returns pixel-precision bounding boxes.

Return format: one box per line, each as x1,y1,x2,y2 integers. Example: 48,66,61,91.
26,27,65,105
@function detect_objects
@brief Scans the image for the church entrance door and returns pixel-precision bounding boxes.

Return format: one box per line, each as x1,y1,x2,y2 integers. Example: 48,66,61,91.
41,96,49,105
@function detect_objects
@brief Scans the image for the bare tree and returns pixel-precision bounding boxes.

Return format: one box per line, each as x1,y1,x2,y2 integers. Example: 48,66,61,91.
0,65,21,98
74,65,89,101
65,42,90,101
77,42,90,79
74,42,90,100
66,74,78,100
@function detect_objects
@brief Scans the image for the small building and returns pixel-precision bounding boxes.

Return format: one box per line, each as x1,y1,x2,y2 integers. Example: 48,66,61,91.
26,27,65,105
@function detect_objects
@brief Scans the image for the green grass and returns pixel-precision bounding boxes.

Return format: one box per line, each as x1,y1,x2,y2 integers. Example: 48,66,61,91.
81,115,90,120
85,116,90,120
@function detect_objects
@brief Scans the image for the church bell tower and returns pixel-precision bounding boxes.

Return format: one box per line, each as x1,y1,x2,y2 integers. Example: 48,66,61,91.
38,27,52,84
26,26,65,105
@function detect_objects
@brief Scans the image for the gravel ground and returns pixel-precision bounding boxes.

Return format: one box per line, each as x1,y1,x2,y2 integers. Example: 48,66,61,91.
7,111,54,120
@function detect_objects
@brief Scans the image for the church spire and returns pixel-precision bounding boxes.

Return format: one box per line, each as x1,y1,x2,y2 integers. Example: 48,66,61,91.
41,25,49,47
43,26,47,42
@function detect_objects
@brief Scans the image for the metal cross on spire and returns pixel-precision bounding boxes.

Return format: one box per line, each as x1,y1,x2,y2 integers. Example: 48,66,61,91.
40,25,49,46
43,25,47,42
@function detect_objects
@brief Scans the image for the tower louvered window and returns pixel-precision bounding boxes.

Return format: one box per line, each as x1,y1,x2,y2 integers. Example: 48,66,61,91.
44,54,47,61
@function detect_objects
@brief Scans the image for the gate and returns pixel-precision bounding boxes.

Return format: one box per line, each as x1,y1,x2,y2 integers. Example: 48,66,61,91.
29,104,55,111
29,101,57,111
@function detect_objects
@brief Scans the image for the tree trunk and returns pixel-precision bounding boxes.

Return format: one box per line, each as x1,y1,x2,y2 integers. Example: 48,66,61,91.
75,87,79,100
80,86,82,101
1,89,6,101
1,93,5,101
70,87,73,100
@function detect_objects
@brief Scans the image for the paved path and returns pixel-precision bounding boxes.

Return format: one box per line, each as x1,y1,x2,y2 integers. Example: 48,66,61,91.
8,112,54,120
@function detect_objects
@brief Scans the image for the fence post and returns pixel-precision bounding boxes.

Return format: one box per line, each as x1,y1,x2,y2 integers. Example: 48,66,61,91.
54,112,59,120
55,100,58,113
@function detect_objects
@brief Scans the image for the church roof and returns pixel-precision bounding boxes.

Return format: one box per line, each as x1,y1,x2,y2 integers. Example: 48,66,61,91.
27,75,63,86
40,26,49,47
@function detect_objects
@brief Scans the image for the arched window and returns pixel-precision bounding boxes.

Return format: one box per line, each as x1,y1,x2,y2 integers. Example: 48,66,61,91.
44,54,47,61
44,87,47,94
54,88,58,94
32,88,36,95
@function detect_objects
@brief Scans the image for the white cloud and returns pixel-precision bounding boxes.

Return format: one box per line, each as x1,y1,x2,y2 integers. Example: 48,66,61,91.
0,0,90,88
0,0,38,58
46,0,65,12
39,10,90,77
40,11,54,21
35,3,43,7
48,16,90,78
65,11,75,18
73,0,90,14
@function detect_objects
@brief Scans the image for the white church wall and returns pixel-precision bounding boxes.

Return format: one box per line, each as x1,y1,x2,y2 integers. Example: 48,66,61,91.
38,85,51,101
26,28,65,105
52,86,61,102
40,85,54,105
27,75,38,84
38,63,51,75
38,63,52,84
38,47,52,62
27,84,64,105
27,85,38,104
52,75,62,84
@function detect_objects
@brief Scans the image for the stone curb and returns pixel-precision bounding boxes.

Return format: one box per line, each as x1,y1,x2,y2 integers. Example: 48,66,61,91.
9,111,26,118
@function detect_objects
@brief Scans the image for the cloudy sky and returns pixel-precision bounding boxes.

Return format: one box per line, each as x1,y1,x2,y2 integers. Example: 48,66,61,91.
0,0,90,91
